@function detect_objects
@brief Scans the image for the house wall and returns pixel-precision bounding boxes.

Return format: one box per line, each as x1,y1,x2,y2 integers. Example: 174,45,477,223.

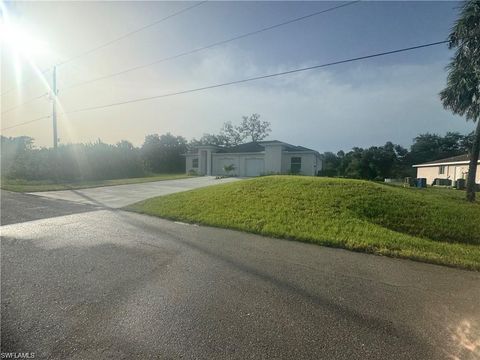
416,164,480,185
185,154,199,174
281,153,319,176
186,146,219,175
212,153,265,177
264,144,283,173
187,149,323,177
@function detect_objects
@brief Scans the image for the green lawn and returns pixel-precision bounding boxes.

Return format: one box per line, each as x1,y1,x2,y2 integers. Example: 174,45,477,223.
127,176,480,270
1,174,191,192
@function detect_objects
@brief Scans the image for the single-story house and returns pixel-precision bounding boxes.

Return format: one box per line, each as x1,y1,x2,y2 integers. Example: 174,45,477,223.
413,154,480,185
185,140,322,177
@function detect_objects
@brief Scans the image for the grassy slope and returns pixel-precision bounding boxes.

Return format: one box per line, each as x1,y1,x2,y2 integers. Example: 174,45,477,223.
127,176,480,270
1,174,190,192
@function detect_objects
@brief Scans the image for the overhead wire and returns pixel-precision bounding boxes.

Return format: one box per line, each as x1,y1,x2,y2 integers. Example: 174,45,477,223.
1,114,51,131
1,39,449,132
0,1,207,96
1,92,49,114
60,40,450,115
55,1,208,67
62,1,361,91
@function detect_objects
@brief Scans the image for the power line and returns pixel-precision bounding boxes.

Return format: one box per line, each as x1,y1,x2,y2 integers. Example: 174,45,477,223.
1,114,51,131
1,39,449,131
0,1,207,97
0,67,52,98
1,92,49,114
63,1,360,91
56,1,208,67
63,40,449,115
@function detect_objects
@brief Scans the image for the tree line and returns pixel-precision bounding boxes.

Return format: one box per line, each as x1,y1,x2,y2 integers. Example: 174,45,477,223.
1,133,187,182
318,132,474,180
1,128,473,184
0,114,270,182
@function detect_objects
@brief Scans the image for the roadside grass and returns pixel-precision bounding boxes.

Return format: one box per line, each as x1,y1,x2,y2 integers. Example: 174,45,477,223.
126,176,480,270
1,173,191,192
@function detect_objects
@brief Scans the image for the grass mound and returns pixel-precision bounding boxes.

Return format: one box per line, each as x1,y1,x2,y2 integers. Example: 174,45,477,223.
127,176,480,270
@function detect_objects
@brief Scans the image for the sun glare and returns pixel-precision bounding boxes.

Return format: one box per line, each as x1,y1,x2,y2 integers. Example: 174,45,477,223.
1,23,44,56
0,17,49,60
1,2,53,92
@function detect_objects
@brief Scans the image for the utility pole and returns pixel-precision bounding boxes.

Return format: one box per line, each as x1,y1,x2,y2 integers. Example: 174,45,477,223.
52,65,58,149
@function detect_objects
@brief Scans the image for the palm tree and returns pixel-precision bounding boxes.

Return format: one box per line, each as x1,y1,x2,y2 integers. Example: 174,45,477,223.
440,0,480,202
223,164,235,176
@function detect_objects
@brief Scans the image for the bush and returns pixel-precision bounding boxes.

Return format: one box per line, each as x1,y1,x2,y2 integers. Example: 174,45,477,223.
1,136,167,182
1,133,192,182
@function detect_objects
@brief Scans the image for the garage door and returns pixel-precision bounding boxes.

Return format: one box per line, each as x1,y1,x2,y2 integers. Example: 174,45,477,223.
245,159,264,177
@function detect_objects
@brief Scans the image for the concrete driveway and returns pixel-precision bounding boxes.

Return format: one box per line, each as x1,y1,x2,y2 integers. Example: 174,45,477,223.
30,176,240,208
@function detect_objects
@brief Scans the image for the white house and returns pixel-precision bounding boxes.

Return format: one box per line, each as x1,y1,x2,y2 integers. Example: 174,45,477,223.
413,154,480,185
185,140,322,177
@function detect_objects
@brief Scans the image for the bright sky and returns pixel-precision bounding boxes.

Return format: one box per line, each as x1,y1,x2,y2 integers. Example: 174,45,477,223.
0,1,475,152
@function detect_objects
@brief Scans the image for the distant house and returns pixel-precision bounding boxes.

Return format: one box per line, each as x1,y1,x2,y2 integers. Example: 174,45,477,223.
185,140,322,177
413,154,480,185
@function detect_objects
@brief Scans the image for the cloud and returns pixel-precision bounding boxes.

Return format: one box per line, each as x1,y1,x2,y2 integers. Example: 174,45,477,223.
8,45,472,152
157,47,471,152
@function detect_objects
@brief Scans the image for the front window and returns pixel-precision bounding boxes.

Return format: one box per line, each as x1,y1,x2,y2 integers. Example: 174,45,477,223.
192,158,199,168
291,157,302,174
439,165,446,175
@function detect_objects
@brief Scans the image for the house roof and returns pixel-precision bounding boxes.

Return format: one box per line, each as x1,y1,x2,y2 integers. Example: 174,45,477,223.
413,153,479,167
216,142,265,153
214,140,318,154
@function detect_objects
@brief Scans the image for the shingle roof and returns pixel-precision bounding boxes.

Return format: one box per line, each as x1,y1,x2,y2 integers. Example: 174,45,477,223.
284,145,316,152
425,154,470,164
214,141,317,154
217,142,265,153
414,153,478,166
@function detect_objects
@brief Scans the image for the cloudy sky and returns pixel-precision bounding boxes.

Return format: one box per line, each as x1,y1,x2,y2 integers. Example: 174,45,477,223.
0,1,474,152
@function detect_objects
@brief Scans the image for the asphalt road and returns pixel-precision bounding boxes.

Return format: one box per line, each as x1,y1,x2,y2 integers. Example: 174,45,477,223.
1,191,479,359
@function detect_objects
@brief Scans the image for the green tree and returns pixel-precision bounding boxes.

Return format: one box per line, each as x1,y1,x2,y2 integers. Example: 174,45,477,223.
220,121,245,147
189,133,229,147
189,114,270,147
1,136,147,181
239,114,271,142
439,0,480,201
319,152,342,177
408,132,471,165
141,133,187,173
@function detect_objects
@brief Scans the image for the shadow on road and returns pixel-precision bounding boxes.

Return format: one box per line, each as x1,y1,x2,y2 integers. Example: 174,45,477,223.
4,188,474,358
0,190,100,226
65,189,428,348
